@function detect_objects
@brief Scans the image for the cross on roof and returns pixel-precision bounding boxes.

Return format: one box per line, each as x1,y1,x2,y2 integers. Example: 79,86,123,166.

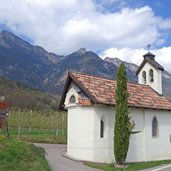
147,44,151,52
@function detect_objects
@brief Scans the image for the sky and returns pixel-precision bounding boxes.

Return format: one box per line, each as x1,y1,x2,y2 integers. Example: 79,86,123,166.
0,0,171,72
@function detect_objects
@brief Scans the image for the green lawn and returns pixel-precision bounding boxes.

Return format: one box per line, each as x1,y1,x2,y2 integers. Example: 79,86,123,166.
85,160,171,171
0,136,51,171
6,128,67,144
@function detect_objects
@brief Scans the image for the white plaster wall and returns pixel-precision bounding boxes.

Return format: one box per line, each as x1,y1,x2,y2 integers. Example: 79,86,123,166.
66,103,171,163
67,105,95,161
144,110,171,161
92,106,145,163
138,62,163,94
93,106,115,163
127,108,146,162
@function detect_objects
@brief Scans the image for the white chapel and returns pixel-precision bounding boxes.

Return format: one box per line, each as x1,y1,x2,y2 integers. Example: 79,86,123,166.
59,52,171,163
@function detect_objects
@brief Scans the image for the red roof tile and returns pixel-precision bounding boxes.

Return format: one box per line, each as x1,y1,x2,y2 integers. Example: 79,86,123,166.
68,71,171,110
78,98,93,106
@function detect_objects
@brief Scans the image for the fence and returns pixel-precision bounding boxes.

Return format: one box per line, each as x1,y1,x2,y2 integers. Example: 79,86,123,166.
2,109,67,143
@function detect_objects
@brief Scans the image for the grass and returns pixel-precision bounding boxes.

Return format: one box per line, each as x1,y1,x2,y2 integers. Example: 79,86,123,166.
85,160,171,171
2,110,68,144
0,136,51,171
0,128,67,144
8,110,67,129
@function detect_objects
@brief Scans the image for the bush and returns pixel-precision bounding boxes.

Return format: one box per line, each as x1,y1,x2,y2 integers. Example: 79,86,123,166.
0,137,51,171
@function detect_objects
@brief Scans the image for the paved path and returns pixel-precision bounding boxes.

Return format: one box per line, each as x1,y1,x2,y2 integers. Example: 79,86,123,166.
35,143,101,171
35,143,171,171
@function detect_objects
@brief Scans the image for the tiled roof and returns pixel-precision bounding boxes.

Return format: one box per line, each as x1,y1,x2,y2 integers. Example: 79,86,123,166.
67,71,171,110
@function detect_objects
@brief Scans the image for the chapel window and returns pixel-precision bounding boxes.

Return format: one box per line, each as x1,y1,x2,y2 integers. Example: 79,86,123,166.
142,71,146,84
100,120,104,138
69,95,76,104
149,69,154,82
152,117,159,137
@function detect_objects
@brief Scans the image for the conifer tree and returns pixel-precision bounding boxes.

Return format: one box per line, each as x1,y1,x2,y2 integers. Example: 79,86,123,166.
114,63,134,167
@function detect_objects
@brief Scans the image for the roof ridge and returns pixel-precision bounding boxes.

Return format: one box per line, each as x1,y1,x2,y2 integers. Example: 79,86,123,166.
69,70,116,82
69,71,151,88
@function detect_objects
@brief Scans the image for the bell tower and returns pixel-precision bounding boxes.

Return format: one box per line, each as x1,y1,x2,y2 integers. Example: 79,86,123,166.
136,52,164,95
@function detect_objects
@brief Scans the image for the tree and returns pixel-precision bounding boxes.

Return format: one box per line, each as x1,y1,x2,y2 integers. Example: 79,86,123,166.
114,63,134,167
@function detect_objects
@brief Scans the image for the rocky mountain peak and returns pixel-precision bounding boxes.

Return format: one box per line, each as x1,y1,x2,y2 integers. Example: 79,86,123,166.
66,48,87,58
0,30,32,49
0,30,61,65
104,57,123,66
104,57,138,76
0,30,13,37
76,48,87,54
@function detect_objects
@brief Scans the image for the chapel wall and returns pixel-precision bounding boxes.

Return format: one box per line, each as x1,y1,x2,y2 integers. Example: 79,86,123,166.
67,106,95,161
144,110,171,161
92,106,146,163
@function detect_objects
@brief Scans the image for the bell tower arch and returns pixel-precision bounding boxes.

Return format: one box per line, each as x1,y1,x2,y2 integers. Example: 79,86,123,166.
136,52,164,95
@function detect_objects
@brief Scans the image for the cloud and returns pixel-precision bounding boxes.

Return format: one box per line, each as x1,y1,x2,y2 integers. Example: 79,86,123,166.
100,47,171,73
0,0,171,55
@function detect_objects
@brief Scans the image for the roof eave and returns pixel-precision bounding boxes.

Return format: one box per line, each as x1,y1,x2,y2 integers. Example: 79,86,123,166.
136,60,146,75
58,74,72,110
58,71,99,110
69,72,98,104
94,102,171,111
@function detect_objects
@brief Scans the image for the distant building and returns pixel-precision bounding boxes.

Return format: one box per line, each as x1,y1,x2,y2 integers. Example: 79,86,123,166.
59,52,171,163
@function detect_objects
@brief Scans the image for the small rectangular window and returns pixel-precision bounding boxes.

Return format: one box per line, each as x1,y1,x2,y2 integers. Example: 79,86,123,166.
100,120,104,138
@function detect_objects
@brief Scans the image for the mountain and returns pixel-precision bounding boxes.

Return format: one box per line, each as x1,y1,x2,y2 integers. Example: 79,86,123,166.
43,48,139,94
104,57,138,73
44,48,118,94
0,30,171,97
0,77,59,110
0,30,63,89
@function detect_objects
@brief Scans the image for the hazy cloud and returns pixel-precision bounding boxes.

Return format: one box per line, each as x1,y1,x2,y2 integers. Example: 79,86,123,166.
100,47,171,73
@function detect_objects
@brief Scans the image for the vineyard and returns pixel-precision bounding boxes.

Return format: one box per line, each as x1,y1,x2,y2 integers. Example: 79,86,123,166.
0,109,67,144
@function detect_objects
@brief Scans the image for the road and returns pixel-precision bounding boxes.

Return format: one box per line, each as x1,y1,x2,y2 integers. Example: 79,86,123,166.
35,143,101,171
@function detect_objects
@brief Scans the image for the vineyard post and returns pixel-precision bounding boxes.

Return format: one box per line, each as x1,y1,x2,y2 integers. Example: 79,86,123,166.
29,110,32,133
62,114,64,135
57,113,59,136
51,114,54,131
18,108,22,139
5,120,9,136
8,110,10,129
53,113,58,139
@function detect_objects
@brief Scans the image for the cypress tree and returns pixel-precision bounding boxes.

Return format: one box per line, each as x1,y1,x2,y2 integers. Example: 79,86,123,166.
114,63,134,167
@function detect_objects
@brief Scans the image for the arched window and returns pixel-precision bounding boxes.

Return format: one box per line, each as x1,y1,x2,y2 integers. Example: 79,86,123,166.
100,120,104,138
69,95,76,104
149,69,154,82
152,117,159,137
142,71,146,84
